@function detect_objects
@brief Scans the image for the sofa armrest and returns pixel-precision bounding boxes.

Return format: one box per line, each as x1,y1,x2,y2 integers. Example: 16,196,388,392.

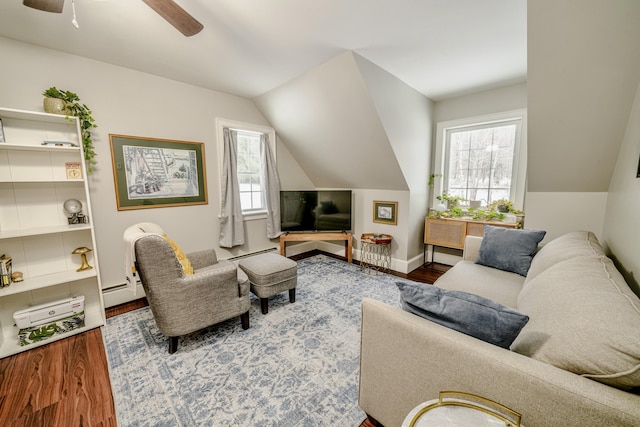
358,299,640,427
463,235,483,261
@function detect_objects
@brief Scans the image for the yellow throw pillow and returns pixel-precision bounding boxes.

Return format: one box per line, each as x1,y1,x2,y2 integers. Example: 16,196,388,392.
161,234,194,275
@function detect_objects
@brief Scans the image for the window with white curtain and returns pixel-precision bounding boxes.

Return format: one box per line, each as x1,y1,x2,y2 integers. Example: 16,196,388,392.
433,109,527,209
216,118,276,218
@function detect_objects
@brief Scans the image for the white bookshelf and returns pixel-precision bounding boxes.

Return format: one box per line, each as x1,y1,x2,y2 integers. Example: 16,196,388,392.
0,107,105,358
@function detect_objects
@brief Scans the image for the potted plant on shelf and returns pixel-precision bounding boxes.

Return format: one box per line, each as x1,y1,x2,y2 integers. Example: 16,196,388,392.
42,87,97,173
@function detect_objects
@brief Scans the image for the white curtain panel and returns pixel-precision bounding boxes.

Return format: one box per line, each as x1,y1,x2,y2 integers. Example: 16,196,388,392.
219,128,245,248
261,134,282,239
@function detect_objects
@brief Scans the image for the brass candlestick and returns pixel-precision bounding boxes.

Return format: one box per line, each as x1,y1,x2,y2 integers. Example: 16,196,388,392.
72,247,93,272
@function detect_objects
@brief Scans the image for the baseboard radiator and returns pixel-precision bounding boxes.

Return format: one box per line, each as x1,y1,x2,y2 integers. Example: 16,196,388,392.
227,247,278,261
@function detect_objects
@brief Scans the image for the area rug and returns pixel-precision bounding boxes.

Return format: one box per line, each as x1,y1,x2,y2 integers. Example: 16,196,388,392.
104,255,405,426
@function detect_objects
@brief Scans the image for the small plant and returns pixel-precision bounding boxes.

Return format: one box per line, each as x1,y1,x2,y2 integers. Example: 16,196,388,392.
436,192,466,209
43,87,97,172
487,199,523,214
449,207,464,217
470,209,506,221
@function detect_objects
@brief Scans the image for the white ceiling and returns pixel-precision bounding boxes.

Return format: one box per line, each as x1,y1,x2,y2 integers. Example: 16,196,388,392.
0,0,526,100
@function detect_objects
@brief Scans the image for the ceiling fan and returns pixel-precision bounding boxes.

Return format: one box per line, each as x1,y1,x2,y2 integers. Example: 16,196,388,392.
23,0,203,37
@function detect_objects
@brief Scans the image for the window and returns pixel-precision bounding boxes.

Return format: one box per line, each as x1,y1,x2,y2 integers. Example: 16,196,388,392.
433,110,526,209
236,131,264,212
216,118,276,218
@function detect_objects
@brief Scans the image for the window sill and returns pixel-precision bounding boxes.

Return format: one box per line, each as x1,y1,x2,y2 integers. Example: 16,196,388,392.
243,211,268,221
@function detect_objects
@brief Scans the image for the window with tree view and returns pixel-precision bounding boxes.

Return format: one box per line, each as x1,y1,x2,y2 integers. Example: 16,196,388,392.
443,118,523,206
236,131,264,212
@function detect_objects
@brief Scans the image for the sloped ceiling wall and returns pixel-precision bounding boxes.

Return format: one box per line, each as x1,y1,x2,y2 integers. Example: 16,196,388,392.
353,54,434,193
253,51,408,190
528,0,640,192
604,81,640,294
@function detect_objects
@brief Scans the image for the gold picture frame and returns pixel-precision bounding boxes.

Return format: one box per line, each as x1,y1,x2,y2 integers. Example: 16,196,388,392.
373,201,398,225
109,134,208,210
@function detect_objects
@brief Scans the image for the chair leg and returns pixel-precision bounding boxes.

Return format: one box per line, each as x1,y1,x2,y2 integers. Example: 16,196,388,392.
260,298,269,314
289,288,296,303
169,336,179,354
241,311,250,329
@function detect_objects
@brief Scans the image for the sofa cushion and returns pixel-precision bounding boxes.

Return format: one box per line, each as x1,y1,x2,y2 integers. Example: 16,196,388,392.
396,281,529,349
434,260,524,309
525,231,604,283
475,226,546,276
512,255,640,390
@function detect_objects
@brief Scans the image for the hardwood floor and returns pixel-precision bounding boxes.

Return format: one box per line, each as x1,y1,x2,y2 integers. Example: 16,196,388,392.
0,251,447,427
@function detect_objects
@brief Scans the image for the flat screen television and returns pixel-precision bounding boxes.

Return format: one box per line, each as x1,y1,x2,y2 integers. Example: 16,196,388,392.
280,190,353,232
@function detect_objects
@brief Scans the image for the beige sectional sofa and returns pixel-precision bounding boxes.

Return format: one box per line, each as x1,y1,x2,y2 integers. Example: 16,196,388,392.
358,231,640,426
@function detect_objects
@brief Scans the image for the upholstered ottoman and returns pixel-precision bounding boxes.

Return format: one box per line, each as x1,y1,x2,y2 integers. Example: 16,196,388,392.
238,253,297,314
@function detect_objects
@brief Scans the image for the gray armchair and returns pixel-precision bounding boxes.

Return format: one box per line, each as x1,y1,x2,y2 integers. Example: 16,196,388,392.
125,223,250,353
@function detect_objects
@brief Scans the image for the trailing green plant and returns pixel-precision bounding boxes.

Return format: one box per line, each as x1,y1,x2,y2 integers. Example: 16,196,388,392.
43,87,97,172
449,207,464,217
487,199,523,214
436,192,466,208
428,173,442,187
471,209,505,221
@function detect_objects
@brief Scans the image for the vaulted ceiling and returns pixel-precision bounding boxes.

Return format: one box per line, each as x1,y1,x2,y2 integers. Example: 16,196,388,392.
0,0,526,101
1,1,530,192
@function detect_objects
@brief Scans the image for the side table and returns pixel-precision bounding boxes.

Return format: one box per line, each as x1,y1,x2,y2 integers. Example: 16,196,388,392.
360,233,392,274
402,391,523,427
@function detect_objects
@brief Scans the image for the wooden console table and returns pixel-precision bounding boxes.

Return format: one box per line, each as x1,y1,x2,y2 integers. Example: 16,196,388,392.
280,232,353,263
424,217,521,266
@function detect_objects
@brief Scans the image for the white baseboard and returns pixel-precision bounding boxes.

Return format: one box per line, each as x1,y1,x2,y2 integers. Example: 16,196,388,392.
102,283,145,308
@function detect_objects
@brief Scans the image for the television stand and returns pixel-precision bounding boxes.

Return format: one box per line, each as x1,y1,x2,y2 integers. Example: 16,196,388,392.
280,232,353,263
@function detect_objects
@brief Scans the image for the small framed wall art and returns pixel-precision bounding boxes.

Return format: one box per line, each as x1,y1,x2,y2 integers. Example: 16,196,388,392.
373,200,398,225
109,134,208,210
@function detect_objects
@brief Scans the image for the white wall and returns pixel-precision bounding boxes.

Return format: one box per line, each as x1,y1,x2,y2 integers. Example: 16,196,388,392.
353,53,434,266
603,82,640,295
254,52,408,191
527,0,640,193
525,0,640,253
524,192,607,242
0,37,312,306
434,83,527,124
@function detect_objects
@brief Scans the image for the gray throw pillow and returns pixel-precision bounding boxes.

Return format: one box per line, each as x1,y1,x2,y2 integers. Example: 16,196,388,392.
475,225,546,276
396,281,529,349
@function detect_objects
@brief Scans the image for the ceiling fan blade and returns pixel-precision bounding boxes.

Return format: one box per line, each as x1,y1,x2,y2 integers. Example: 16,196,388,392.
142,0,203,37
23,0,64,13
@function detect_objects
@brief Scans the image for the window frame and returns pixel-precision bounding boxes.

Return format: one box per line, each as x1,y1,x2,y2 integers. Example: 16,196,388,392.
432,109,527,210
216,118,276,220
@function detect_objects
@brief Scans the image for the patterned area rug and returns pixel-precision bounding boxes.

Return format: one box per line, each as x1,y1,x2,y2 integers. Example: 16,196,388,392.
104,255,404,426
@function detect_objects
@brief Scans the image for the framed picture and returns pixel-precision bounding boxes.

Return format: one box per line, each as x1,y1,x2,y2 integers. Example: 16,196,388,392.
109,134,208,210
373,200,398,225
